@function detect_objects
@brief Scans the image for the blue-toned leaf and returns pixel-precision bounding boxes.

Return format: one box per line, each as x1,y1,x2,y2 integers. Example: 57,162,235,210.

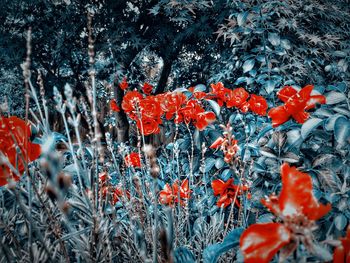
206,99,221,116
203,228,243,263
243,59,255,73
301,118,323,139
268,32,280,46
174,247,196,263
334,117,350,146
325,91,347,105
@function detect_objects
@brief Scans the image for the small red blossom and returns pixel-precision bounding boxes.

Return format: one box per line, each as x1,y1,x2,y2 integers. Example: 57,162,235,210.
124,152,141,168
119,77,129,90
122,91,144,119
248,94,268,116
160,92,187,121
101,185,130,205
210,124,239,163
98,171,110,185
240,163,331,263
333,226,350,263
0,116,41,186
110,99,120,112
142,82,153,95
210,82,227,106
159,178,190,206
268,85,326,127
211,178,249,208
226,87,249,109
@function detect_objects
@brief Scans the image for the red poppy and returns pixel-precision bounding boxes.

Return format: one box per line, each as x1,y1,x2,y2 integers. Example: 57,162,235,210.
124,152,141,168
240,163,331,263
226,88,249,109
211,179,249,208
333,226,350,263
110,99,120,112
122,91,144,119
159,178,190,206
268,85,326,127
119,77,128,90
142,82,153,95
248,94,268,116
0,116,41,186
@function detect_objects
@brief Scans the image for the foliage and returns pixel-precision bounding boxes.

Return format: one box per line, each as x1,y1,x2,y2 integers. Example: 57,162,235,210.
0,1,350,263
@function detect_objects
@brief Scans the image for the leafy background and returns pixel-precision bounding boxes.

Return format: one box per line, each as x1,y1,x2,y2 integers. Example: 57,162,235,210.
0,0,349,262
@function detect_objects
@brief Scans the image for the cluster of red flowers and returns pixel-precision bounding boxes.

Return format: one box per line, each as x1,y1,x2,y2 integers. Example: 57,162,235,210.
240,163,331,263
211,178,249,208
99,172,130,205
0,116,41,186
159,178,190,206
268,85,326,127
210,82,268,116
110,79,271,135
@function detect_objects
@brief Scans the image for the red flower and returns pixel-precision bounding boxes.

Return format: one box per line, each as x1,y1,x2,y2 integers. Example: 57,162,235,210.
159,178,190,206
160,92,187,121
119,77,128,90
124,152,141,168
226,88,249,109
195,111,216,131
136,117,161,135
210,82,227,106
248,94,268,116
0,116,41,186
99,171,110,185
211,179,249,208
110,99,120,112
112,186,130,204
240,163,331,263
142,82,153,95
139,96,163,120
268,85,326,127
210,126,239,163
122,91,143,119
333,226,350,263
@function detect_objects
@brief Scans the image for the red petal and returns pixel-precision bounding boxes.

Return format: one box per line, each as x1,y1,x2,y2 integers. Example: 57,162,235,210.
240,223,291,263
210,137,225,149
211,179,228,196
278,86,297,102
333,246,345,263
292,111,309,124
279,163,331,220
298,85,313,100
268,105,291,127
